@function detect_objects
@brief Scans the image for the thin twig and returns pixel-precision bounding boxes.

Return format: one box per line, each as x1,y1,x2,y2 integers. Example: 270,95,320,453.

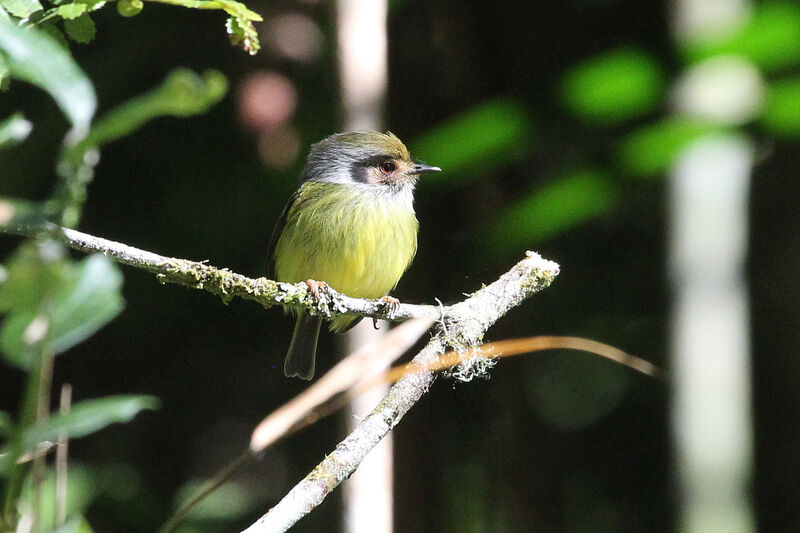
55,384,72,528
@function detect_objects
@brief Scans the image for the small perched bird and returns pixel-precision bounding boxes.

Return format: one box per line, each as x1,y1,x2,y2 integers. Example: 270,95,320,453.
268,131,440,379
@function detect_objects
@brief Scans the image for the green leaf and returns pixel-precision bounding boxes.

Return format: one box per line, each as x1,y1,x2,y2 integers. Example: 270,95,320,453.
116,0,143,17
560,47,665,125
47,254,124,355
0,0,42,18
56,2,87,19
0,240,68,315
23,395,159,451
0,54,8,90
0,306,42,367
68,69,227,161
484,168,619,251
618,117,722,177
53,517,95,533
0,410,12,438
63,13,95,44
681,2,800,72
0,19,95,138
20,465,100,530
411,98,534,189
0,112,32,149
761,77,800,138
0,197,48,232
0,249,123,367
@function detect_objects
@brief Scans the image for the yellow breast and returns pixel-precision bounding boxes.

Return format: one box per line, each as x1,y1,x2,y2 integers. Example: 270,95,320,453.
275,181,419,301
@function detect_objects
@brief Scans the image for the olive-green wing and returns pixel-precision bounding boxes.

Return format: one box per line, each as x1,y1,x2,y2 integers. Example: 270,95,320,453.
265,190,300,279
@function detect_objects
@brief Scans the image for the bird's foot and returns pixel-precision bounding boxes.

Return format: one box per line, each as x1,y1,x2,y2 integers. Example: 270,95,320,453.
373,295,400,329
304,279,328,300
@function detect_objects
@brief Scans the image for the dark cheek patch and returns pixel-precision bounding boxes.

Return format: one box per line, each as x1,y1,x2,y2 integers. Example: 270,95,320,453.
350,162,372,184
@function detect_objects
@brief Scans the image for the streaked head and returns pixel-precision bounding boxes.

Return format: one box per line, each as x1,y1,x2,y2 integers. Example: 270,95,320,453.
301,131,441,188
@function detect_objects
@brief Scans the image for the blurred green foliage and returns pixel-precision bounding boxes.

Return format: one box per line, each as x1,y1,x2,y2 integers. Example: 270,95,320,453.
0,18,96,137
412,98,534,188
0,113,32,149
68,69,227,163
484,168,619,250
680,2,800,73
761,77,800,138
618,118,722,177
525,351,630,430
0,249,124,369
0,0,262,59
0,10,244,530
560,48,665,125
21,395,158,453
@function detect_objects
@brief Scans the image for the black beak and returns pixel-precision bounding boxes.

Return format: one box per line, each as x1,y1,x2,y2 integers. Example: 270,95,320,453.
411,163,442,175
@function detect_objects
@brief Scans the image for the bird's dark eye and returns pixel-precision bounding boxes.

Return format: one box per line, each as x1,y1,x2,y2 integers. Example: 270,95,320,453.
379,161,396,175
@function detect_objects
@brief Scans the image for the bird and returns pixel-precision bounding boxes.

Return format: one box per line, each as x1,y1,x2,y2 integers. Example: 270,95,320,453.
268,131,441,379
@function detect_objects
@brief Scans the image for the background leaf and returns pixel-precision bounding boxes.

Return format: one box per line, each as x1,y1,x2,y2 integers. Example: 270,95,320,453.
484,168,619,251
618,117,721,176
0,0,42,18
0,113,33,149
23,395,159,451
63,13,95,44
0,19,95,138
68,69,227,161
680,2,800,73
47,254,124,355
560,47,665,124
0,410,11,438
761,77,800,138
411,98,534,188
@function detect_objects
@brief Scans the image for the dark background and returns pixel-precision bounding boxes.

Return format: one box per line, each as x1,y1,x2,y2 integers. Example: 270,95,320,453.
2,0,798,531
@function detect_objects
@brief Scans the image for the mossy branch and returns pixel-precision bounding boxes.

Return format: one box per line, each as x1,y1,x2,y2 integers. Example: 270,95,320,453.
242,252,559,533
0,219,560,533
0,219,442,322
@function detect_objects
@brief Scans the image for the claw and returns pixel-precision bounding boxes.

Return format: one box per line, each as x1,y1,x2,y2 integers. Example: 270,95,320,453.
304,279,328,300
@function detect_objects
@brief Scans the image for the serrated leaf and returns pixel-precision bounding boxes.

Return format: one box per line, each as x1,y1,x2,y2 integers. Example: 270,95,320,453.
0,19,95,137
56,2,87,19
561,47,665,124
63,13,95,44
47,254,123,355
0,112,32,149
148,0,261,53
0,0,42,18
23,395,159,451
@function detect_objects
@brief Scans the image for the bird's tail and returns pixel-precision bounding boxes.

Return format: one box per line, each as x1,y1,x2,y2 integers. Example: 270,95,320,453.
284,313,322,380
